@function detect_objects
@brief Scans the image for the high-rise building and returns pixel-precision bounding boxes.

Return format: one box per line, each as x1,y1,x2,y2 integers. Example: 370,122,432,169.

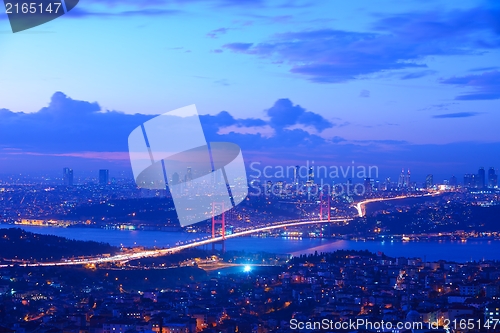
425,174,433,189
293,166,299,185
308,167,314,184
464,174,473,188
171,172,180,185
477,167,486,189
385,177,391,191
266,180,272,195
364,178,372,194
186,167,193,182
63,168,74,186
398,169,405,188
449,175,457,188
99,169,109,185
405,169,411,188
488,167,497,188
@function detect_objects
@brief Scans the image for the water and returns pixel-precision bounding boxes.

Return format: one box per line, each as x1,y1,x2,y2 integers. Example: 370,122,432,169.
1,224,499,262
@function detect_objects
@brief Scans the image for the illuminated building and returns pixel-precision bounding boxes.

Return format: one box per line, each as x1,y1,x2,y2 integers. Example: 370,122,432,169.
398,169,410,189
293,165,299,185
478,167,486,189
398,169,405,188
464,174,474,188
63,168,74,186
171,172,180,185
308,167,314,184
449,175,457,188
364,178,372,194
99,169,109,185
488,167,497,188
485,301,500,327
425,174,433,189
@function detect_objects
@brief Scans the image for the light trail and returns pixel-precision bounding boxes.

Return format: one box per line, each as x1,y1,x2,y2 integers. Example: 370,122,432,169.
355,192,441,217
1,193,441,268
0,218,350,268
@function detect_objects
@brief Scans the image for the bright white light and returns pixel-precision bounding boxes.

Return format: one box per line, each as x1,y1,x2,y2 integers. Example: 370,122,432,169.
244,265,251,272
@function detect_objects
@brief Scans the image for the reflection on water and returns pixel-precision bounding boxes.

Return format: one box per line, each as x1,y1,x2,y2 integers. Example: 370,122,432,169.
1,224,499,262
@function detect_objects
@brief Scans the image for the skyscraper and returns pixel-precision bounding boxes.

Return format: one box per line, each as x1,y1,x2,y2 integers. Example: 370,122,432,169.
425,174,433,189
293,166,299,185
308,167,314,184
405,169,411,188
449,175,457,188
99,169,109,185
364,178,372,194
385,177,391,191
488,167,497,188
477,167,486,189
398,169,405,188
464,174,473,188
63,168,74,186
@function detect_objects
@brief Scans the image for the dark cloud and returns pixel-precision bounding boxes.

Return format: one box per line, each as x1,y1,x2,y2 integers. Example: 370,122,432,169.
469,66,499,72
441,70,500,100
373,7,500,46
0,92,153,152
207,27,230,39
359,90,370,98
432,112,482,119
265,99,333,132
221,7,500,83
401,70,437,80
199,111,267,134
223,42,253,51
418,103,458,111
1,93,500,180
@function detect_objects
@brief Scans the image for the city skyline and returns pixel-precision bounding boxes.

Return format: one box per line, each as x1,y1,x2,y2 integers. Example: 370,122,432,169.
9,165,495,189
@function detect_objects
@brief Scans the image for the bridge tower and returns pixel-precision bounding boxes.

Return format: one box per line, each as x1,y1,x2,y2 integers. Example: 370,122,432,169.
319,193,331,221
211,202,226,253
318,193,331,238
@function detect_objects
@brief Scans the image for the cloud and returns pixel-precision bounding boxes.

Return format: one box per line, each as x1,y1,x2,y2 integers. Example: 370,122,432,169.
265,99,333,132
418,102,458,111
207,27,230,39
469,66,499,72
223,42,253,51
221,6,500,83
359,90,370,98
1,92,500,180
441,70,500,100
214,79,230,86
0,92,154,153
432,112,482,119
401,70,437,80
372,7,500,46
